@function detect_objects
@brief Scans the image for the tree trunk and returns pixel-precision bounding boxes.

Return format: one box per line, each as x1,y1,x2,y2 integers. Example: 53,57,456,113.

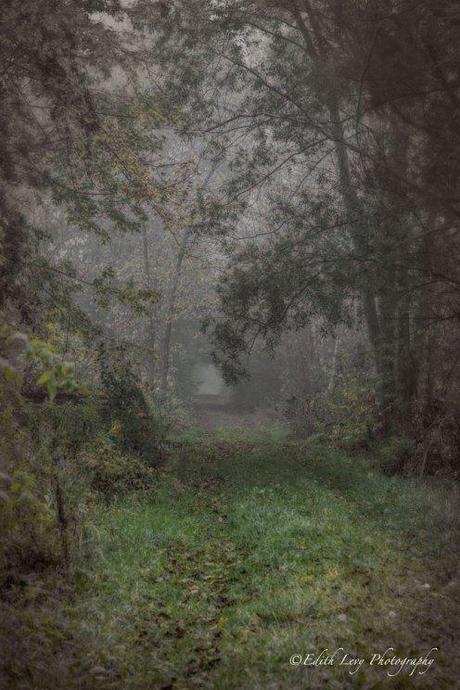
328,334,340,392
142,227,156,392
159,163,218,397
414,220,435,418
396,273,417,410
159,228,192,397
378,282,397,426
327,93,386,384
291,6,404,422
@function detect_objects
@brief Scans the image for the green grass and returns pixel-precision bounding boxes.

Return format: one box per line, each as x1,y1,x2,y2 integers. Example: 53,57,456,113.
9,436,460,688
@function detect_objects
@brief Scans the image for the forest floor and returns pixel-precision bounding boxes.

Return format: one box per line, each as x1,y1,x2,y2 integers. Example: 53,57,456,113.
4,430,460,689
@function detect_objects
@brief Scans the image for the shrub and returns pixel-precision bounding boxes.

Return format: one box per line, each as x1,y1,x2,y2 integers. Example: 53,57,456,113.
81,435,157,497
283,394,327,437
98,343,164,464
328,370,376,450
376,435,415,475
0,469,59,583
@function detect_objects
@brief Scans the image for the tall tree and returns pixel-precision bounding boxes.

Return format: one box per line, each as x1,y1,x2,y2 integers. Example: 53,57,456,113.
140,0,460,427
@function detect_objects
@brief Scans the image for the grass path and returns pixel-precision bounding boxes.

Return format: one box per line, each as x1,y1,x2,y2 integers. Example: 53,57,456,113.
10,435,460,688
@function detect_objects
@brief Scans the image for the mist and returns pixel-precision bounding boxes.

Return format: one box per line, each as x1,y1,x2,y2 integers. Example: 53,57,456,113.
1,1,459,687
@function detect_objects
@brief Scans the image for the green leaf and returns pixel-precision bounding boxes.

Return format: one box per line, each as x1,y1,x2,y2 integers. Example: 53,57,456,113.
47,382,57,401
3,365,16,382
37,371,53,385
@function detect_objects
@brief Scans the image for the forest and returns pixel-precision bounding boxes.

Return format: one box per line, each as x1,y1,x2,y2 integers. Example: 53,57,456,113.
1,1,459,688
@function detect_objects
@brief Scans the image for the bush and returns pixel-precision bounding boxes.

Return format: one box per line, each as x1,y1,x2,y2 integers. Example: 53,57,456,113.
328,370,376,450
98,343,164,464
0,332,166,591
376,435,415,475
0,395,61,584
283,394,326,437
0,469,59,583
411,402,460,477
81,435,157,497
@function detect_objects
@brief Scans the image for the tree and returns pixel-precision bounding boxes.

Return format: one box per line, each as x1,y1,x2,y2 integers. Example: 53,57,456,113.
143,0,460,433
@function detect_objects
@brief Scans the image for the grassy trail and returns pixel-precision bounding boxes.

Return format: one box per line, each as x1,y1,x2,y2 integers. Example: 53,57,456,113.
14,435,460,688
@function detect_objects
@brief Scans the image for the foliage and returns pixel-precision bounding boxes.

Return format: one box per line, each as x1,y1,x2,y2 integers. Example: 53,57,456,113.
82,436,157,498
375,435,416,476
411,404,460,479
328,369,377,450
147,0,460,447
0,329,81,582
0,320,170,595
282,393,326,438
1,2,460,685
28,337,78,401
0,468,59,583
98,343,165,464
